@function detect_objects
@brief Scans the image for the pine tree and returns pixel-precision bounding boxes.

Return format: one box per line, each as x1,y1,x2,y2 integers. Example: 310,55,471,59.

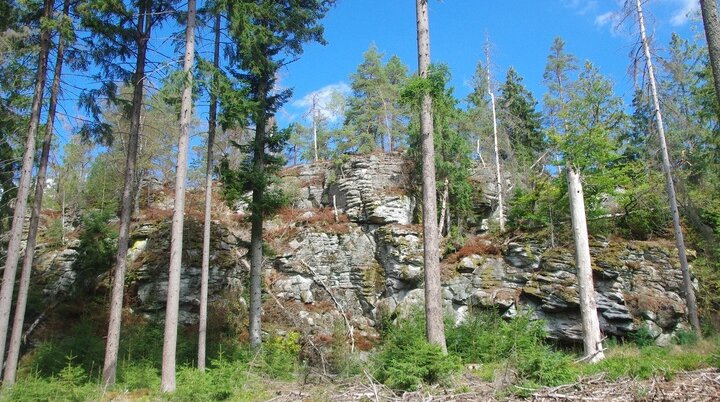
3,0,72,384
78,0,178,385
161,0,196,392
414,0,446,353
0,0,53,370
346,44,389,153
345,44,409,153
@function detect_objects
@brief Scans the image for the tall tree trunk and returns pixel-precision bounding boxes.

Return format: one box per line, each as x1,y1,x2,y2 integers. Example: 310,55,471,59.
248,79,270,350
635,0,701,334
700,0,720,121
415,0,446,353
161,0,196,392
0,0,53,369
198,11,221,373
567,164,605,363
486,44,505,232
2,0,69,384
102,1,152,386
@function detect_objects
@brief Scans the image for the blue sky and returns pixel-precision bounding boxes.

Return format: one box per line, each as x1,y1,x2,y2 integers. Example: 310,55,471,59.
51,0,704,158
278,0,703,128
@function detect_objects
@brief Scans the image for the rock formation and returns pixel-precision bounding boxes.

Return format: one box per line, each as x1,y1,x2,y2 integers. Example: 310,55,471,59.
30,152,693,349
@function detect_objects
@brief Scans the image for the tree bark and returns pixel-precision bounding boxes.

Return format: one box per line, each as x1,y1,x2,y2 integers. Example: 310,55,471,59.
635,0,701,334
0,0,53,370
198,11,221,372
700,0,720,122
415,0,446,353
161,0,196,392
2,0,70,385
567,165,605,363
102,0,152,386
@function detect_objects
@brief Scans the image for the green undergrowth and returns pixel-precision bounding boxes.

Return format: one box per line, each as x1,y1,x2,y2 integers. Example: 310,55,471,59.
373,313,462,391
580,343,711,381
374,310,717,395
1,319,305,401
1,311,717,400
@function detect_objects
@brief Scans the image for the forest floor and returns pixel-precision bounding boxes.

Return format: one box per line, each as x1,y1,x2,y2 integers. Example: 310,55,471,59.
260,367,720,401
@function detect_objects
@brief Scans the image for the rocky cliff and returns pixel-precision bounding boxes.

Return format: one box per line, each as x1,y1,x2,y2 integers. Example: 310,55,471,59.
31,153,693,349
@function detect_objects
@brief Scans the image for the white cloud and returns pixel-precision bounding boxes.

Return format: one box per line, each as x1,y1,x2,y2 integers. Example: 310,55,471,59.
669,0,699,26
595,11,618,27
292,82,351,124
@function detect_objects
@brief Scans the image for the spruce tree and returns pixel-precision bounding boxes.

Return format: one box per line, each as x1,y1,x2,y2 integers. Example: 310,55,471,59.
224,0,335,350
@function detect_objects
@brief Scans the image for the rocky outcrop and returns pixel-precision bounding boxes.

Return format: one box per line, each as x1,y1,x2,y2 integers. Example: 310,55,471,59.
260,154,692,345
333,153,415,225
127,219,247,325
441,240,680,342
30,152,693,348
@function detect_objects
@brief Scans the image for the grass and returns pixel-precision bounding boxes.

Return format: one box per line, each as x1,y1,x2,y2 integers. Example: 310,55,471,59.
2,312,717,400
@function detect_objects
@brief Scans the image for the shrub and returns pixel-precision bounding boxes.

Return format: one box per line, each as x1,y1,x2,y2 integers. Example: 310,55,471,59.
259,331,302,379
446,311,546,364
446,311,574,387
119,321,201,370
674,329,699,346
5,361,100,401
629,324,655,348
117,361,160,391
29,319,105,379
514,345,575,387
373,312,461,391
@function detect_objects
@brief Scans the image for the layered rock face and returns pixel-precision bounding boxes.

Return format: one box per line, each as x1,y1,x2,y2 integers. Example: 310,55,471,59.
34,152,692,346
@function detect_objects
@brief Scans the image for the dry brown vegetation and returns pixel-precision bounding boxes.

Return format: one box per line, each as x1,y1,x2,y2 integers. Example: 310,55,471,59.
445,237,502,264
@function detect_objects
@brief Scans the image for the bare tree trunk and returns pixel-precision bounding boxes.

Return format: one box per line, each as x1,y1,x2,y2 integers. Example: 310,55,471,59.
486,44,505,232
700,0,720,121
438,178,448,237
635,0,701,334
161,0,196,392
198,11,221,372
0,0,53,370
2,0,69,384
567,165,604,363
415,0,446,353
102,1,152,387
